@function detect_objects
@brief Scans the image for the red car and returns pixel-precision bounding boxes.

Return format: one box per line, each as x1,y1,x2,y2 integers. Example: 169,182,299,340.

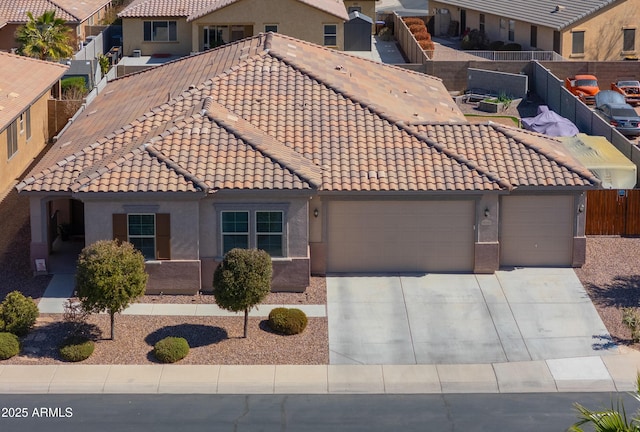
565,74,600,105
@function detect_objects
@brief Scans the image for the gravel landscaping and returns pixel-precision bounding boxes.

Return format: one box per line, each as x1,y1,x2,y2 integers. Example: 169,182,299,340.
1,186,640,364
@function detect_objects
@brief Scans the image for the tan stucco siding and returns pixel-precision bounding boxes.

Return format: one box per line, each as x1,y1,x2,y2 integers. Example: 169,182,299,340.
344,0,376,33
83,199,201,259
562,0,640,60
0,93,50,195
122,17,192,56
191,0,345,51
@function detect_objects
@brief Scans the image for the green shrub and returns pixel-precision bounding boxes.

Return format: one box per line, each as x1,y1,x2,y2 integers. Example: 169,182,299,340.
461,29,489,50
501,42,522,51
268,308,308,335
488,40,505,51
154,337,189,363
0,291,39,336
0,332,20,360
61,76,88,99
59,336,95,362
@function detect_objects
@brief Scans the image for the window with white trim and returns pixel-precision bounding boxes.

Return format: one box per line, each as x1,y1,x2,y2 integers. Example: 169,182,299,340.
19,113,24,134
508,20,515,41
256,211,283,257
143,21,177,42
221,211,249,254
265,24,278,33
128,214,155,259
323,24,337,46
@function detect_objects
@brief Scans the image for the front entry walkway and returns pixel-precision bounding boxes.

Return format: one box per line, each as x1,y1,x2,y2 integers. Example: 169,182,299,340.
327,268,616,365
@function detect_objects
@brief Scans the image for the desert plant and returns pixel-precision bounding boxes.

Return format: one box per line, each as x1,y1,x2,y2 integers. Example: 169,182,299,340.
0,291,39,336
153,336,189,363
98,54,110,76
378,27,393,41
63,299,100,340
76,240,148,340
213,248,272,338
61,76,88,99
623,308,640,343
59,336,94,362
489,40,505,51
419,39,435,50
268,307,308,335
413,29,431,41
0,332,20,360
461,29,490,50
501,42,522,51
15,10,73,60
409,24,426,34
403,17,424,26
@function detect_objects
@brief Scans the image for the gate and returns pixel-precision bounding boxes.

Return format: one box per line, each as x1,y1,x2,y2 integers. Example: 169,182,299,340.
586,189,640,235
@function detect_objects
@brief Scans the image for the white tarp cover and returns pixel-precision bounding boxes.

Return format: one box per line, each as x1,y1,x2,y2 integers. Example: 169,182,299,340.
559,134,637,189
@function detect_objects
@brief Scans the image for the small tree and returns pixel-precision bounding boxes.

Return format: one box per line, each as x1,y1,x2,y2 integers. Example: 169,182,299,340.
213,248,272,338
0,291,39,336
76,240,148,340
15,10,74,61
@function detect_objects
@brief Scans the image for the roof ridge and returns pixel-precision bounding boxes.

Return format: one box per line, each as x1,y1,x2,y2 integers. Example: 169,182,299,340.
203,97,323,188
403,123,514,190
47,0,81,21
0,50,69,69
491,124,601,186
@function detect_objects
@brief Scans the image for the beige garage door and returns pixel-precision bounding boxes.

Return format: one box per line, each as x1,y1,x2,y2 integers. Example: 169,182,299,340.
327,201,474,273
500,195,573,267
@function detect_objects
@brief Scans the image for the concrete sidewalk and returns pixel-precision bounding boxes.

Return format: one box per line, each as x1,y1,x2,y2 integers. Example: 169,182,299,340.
1,351,640,394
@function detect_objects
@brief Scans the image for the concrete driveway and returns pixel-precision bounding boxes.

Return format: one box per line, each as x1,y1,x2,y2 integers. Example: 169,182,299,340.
327,268,617,365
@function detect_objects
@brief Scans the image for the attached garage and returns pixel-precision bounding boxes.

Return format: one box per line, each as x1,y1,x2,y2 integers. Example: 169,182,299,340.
326,200,475,273
500,195,574,267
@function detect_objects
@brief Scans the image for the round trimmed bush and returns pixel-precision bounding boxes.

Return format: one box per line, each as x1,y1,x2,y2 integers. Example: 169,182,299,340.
0,332,20,360
154,337,189,363
0,291,39,336
268,308,308,335
59,336,94,362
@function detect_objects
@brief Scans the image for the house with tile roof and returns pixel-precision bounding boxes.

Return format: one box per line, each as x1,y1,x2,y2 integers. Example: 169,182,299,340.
430,0,640,60
17,33,599,294
117,0,373,56
0,52,67,195
0,0,115,53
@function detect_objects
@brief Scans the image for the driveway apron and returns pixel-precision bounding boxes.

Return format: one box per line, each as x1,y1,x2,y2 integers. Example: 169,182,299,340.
327,268,617,365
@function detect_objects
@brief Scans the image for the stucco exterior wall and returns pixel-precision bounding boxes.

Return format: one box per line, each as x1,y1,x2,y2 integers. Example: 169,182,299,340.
344,0,376,33
429,0,640,60
122,17,192,56
0,24,21,52
0,93,50,195
191,0,345,51
83,197,201,259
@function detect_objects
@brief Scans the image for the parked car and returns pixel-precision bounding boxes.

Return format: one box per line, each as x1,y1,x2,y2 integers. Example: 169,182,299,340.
611,80,640,105
595,90,640,136
565,74,600,104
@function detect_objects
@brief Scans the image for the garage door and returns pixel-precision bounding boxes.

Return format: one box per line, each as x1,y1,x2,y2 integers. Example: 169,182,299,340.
500,195,573,267
327,201,474,273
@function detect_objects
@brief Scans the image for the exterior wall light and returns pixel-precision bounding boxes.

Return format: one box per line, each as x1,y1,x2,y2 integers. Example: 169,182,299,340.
484,208,490,218
314,208,319,218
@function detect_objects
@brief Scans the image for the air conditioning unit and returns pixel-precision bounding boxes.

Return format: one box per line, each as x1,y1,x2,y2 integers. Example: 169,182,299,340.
132,49,142,57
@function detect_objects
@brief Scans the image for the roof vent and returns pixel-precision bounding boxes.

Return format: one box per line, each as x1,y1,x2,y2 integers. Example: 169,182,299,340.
555,5,566,11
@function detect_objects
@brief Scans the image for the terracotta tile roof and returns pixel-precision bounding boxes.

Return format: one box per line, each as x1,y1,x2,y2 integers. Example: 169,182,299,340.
120,0,348,20
0,0,111,23
17,33,599,195
0,52,68,129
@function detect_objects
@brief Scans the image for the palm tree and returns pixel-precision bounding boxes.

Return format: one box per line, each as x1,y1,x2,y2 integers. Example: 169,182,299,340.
568,374,640,431
15,10,73,61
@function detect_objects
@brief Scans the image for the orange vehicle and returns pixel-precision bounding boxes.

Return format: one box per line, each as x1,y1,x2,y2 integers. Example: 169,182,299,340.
610,80,640,106
564,74,600,105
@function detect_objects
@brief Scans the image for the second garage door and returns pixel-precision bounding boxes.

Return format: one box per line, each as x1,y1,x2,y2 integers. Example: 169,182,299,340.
500,195,574,267
326,200,475,273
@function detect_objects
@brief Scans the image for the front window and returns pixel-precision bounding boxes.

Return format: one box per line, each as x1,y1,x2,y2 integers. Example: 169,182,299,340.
256,211,283,257
323,24,337,46
572,30,585,55
128,214,155,259
265,24,278,33
530,25,537,48
143,21,178,42
26,107,31,140
508,20,515,42
624,28,636,52
479,14,485,34
221,211,249,254
6,120,17,159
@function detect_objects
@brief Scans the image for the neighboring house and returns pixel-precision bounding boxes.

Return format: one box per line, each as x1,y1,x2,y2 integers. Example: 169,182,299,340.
17,33,598,295
118,0,355,56
0,0,114,53
0,52,67,195
430,0,640,60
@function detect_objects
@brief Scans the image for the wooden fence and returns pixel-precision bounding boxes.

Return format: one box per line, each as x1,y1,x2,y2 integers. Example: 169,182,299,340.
586,189,640,235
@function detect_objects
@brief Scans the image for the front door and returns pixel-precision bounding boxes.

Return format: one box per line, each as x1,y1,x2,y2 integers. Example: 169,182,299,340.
460,9,467,35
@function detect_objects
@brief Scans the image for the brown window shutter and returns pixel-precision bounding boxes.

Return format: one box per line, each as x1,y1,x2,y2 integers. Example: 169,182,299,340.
156,213,171,260
113,214,127,242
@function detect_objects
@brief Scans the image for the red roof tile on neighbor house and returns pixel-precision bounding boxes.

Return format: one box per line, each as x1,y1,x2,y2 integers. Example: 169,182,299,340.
0,52,68,129
0,0,111,23
118,0,217,18
16,33,599,196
